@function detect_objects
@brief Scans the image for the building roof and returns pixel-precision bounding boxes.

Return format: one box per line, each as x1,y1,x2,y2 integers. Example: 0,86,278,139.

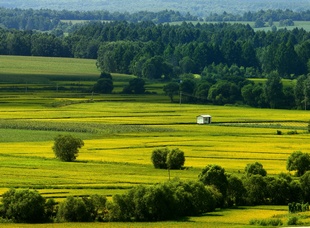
197,114,211,118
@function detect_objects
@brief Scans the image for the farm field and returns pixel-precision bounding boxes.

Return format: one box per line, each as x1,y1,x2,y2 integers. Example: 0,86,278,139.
1,55,310,226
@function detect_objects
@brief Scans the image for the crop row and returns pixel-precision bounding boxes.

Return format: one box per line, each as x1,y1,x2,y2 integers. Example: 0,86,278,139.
0,119,171,134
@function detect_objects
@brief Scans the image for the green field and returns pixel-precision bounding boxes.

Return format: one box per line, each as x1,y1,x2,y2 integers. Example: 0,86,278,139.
167,20,310,32
1,55,310,226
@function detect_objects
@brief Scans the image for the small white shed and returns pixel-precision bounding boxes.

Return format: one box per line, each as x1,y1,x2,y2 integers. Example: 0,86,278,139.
197,114,212,124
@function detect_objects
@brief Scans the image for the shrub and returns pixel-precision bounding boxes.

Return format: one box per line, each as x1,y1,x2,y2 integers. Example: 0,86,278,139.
287,216,298,225
52,134,84,162
93,78,113,94
1,189,46,223
287,130,298,135
249,218,283,226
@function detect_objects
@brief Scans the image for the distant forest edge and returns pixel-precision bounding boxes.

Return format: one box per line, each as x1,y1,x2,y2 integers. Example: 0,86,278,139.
2,7,310,31
1,5,310,110
0,0,309,17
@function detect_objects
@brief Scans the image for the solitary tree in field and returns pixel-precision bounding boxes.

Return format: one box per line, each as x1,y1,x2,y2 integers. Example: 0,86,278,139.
123,78,145,94
93,78,113,94
52,134,84,162
166,148,185,170
151,147,185,170
151,148,169,169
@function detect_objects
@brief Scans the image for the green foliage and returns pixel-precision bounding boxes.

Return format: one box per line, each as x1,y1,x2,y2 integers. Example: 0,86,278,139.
56,196,91,222
243,175,267,205
151,148,185,170
55,195,107,222
93,78,113,94
1,189,46,223
264,71,284,109
287,216,298,225
286,151,310,176
151,148,169,169
45,198,57,220
249,218,283,226
226,175,246,206
266,176,290,205
245,162,267,177
163,82,179,102
106,179,217,222
198,164,228,198
166,148,185,169
99,72,112,80
123,78,145,94
289,180,303,203
52,134,84,162
300,171,310,202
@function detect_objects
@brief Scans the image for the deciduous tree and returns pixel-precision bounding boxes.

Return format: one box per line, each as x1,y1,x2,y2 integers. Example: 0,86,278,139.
286,151,310,176
198,164,228,198
245,162,267,177
2,189,46,223
52,134,84,162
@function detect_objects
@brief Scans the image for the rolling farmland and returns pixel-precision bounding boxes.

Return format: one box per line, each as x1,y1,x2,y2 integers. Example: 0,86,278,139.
1,56,310,226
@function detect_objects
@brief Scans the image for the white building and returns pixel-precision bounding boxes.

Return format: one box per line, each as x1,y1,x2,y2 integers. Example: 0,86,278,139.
196,115,212,124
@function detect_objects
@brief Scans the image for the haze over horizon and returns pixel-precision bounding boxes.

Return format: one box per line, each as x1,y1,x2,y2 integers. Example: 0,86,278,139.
0,0,309,17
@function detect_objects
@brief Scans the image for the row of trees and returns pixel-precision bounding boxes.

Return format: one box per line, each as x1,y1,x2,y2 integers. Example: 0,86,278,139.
92,66,310,110
0,188,107,223
0,7,198,31
1,8,310,32
51,133,310,208
2,20,310,109
2,20,310,74
2,151,310,223
206,9,310,22
197,151,310,207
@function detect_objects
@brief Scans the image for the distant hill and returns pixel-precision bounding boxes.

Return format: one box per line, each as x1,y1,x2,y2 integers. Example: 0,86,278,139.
1,0,310,17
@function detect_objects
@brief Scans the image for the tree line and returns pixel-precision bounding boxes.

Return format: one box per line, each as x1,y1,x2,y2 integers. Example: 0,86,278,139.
206,9,310,22
2,133,310,223
1,0,310,20
2,149,310,223
1,7,310,32
2,20,310,109
0,7,198,31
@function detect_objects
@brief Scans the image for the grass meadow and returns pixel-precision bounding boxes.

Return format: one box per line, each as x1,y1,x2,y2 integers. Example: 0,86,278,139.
1,55,310,227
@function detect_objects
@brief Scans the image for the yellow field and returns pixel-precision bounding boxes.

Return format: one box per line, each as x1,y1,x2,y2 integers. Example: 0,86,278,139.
0,100,309,192
1,56,310,226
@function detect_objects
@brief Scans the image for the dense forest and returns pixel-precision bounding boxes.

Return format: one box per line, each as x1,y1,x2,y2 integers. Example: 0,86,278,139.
1,18,310,109
1,7,310,31
1,7,310,109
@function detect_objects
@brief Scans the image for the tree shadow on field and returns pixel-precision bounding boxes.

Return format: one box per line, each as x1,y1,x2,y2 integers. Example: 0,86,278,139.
202,213,223,217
